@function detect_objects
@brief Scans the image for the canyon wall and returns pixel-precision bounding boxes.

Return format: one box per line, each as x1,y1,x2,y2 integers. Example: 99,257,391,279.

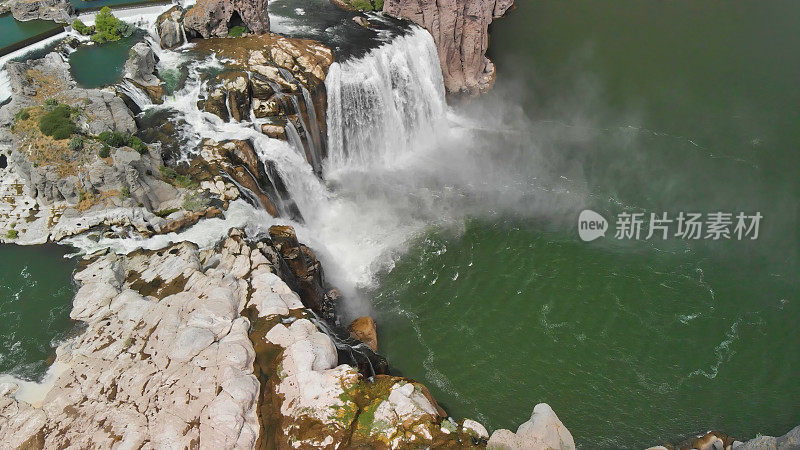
383,0,514,96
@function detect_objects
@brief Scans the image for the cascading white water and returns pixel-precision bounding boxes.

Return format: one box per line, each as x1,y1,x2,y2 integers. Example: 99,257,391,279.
324,26,446,173
64,21,584,318
117,79,153,110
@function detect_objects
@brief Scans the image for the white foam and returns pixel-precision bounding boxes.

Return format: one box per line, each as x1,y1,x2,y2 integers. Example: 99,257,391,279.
0,360,69,407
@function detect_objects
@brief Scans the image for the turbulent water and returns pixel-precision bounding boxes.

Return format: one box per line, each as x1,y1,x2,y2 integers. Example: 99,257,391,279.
0,245,75,381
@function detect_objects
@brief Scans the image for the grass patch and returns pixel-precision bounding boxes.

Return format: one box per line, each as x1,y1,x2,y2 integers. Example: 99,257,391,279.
159,165,198,189
228,25,248,37
6,229,19,239
38,104,76,140
182,192,207,211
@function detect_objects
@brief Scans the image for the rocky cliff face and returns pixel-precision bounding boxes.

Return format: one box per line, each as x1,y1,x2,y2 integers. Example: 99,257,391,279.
383,0,514,96
8,0,73,23
0,228,501,449
183,0,269,39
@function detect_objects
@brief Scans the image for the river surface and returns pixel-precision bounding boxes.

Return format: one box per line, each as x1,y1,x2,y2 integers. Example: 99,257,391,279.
0,245,76,381
0,14,60,51
370,0,800,448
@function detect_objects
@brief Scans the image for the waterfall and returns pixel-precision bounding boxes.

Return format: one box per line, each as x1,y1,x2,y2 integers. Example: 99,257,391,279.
117,79,153,111
179,23,189,47
324,26,446,173
0,70,11,105
300,84,324,174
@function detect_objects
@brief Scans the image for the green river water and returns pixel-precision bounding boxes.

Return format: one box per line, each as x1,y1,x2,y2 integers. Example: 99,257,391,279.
0,15,60,52
0,245,75,381
371,0,799,448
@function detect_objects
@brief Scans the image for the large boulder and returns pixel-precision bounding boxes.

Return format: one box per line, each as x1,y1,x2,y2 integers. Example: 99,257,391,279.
348,316,378,352
10,0,74,22
183,0,269,39
383,0,514,96
123,42,159,87
155,6,187,49
487,403,576,449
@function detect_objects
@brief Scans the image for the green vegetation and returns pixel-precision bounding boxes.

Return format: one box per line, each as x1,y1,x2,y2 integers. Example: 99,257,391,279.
6,229,19,239
159,166,198,189
13,108,30,123
72,20,94,36
43,98,59,111
119,187,131,198
97,131,148,154
228,26,248,37
182,192,207,211
69,136,84,151
98,130,127,147
38,104,77,140
129,136,147,154
154,207,179,218
346,0,383,11
90,7,134,44
98,145,110,158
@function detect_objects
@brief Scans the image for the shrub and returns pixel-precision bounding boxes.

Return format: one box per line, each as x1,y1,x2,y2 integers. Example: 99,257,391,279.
91,7,130,44
38,104,76,140
99,145,110,158
72,19,93,36
69,136,84,151
175,174,197,189
14,108,30,122
6,229,19,239
228,26,248,37
119,187,130,198
129,136,147,154
159,165,178,179
98,130,128,147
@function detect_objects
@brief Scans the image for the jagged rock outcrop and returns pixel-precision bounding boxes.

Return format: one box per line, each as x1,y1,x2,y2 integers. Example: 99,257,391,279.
195,34,333,174
155,6,187,49
8,0,73,23
183,0,269,39
487,403,576,450
734,425,800,449
123,42,159,87
383,0,514,96
0,234,263,447
268,225,339,321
